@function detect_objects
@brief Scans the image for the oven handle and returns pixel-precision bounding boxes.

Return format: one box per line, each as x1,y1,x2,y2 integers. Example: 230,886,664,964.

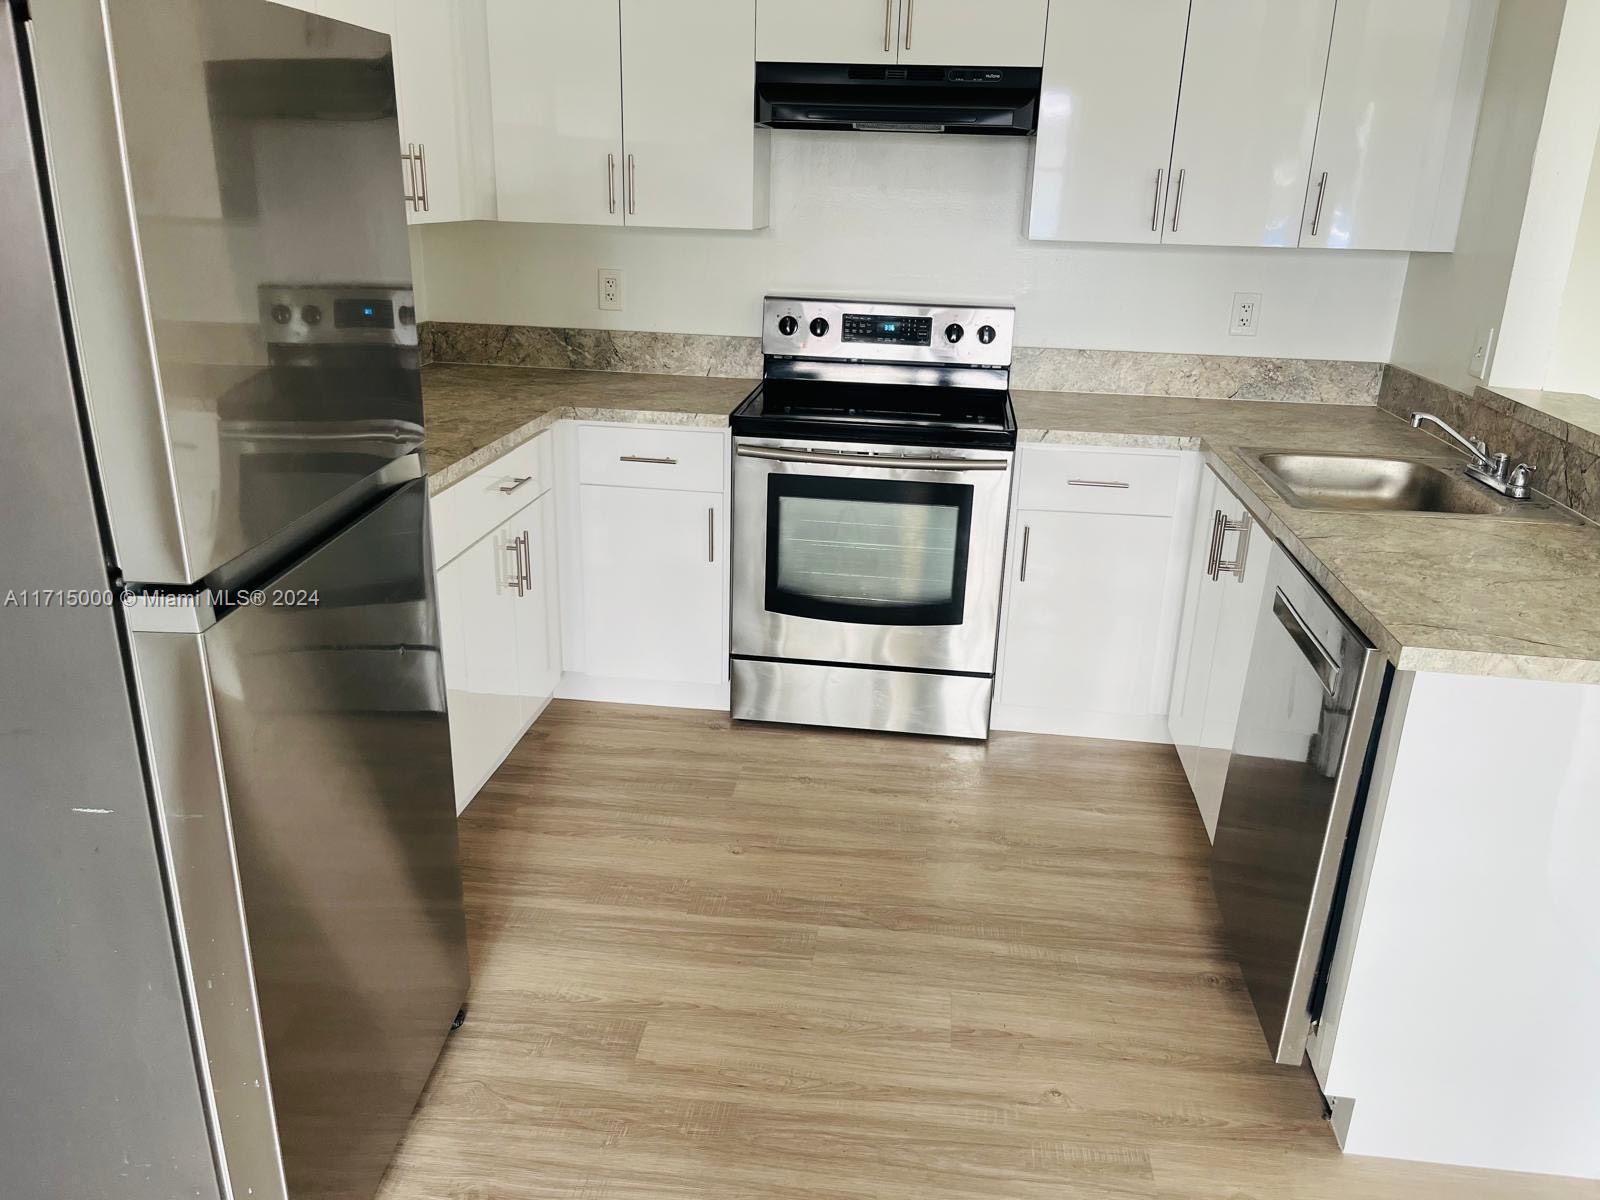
735,445,1010,472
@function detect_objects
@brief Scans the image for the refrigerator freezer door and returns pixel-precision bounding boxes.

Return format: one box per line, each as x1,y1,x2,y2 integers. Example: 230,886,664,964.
29,0,419,587
0,8,222,1196
131,477,468,1200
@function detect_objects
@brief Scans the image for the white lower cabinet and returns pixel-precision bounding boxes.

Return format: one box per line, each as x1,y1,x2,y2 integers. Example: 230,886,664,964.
434,470,561,812
1166,465,1272,838
993,446,1197,741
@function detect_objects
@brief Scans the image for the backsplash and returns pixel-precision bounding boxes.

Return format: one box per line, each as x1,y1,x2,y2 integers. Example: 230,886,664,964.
420,321,1382,406
1379,366,1600,523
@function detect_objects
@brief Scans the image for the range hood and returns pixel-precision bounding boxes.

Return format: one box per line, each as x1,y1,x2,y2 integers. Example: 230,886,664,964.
755,63,1041,135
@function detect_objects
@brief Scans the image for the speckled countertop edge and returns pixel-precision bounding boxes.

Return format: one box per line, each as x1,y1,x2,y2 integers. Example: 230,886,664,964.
425,373,1600,686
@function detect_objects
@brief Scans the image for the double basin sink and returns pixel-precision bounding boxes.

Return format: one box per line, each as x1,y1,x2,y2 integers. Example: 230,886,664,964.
1244,450,1578,523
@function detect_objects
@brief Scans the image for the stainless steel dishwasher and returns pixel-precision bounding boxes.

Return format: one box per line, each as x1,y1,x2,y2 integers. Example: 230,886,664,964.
1211,541,1388,1066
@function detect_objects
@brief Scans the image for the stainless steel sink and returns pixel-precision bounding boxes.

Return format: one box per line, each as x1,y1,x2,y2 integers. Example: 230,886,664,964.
1244,450,1579,521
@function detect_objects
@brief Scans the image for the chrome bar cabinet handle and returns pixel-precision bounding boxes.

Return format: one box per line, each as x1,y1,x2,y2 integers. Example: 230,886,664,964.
620,454,677,466
1068,479,1130,490
1213,513,1253,582
1170,168,1186,233
1205,509,1226,580
883,0,893,52
520,530,533,591
1310,170,1329,237
505,536,526,597
904,0,913,50
1018,525,1031,583
607,153,616,214
417,142,429,212
402,142,419,211
627,153,636,216
498,476,533,495
708,507,716,563
1150,168,1164,233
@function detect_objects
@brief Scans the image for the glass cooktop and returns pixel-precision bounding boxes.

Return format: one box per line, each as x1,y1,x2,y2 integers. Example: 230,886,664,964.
731,377,1017,450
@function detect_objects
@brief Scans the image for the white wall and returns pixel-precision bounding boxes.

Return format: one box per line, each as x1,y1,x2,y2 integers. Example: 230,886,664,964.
1546,129,1600,396
418,131,1408,361
1490,0,1600,391
1389,0,1566,394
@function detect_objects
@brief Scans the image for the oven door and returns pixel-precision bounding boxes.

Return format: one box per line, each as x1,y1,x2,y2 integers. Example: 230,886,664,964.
732,437,1014,674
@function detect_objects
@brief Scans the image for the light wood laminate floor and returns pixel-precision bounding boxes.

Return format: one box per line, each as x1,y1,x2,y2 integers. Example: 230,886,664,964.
376,702,1599,1200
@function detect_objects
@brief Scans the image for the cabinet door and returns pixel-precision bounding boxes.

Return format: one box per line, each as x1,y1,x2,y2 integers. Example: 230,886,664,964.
897,0,1048,68
1027,0,1189,244
436,521,528,807
1166,0,1335,247
620,0,765,230
578,486,725,685
1168,470,1222,759
488,0,624,225
999,509,1173,716
509,493,562,706
392,0,466,224
756,0,900,64
1301,0,1495,251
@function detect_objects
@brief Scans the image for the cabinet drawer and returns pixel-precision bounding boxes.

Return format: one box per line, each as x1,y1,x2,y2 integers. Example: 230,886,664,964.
1019,447,1182,517
576,424,726,492
431,432,553,566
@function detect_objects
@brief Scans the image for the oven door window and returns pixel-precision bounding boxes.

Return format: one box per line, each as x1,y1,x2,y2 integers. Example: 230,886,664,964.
766,474,973,626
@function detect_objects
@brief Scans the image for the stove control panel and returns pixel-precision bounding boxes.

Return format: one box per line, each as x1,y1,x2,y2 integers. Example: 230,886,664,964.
764,297,1014,369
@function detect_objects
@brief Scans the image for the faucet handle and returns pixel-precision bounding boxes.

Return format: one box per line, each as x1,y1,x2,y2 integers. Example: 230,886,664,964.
1510,462,1538,487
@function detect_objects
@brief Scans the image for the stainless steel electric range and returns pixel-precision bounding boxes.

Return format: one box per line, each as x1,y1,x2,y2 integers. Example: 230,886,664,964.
729,297,1019,739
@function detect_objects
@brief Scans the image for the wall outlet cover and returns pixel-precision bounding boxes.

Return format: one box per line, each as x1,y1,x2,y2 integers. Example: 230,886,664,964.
1468,326,1496,380
598,268,623,312
1230,292,1261,337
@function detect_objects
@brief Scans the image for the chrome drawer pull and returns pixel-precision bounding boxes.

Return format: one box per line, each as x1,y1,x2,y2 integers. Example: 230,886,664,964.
1150,168,1164,233
1018,525,1031,583
708,507,716,563
1067,479,1131,489
620,454,678,465
498,476,533,495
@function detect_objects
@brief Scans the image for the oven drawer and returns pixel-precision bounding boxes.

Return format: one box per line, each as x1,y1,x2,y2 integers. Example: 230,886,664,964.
1018,446,1183,517
577,425,726,493
431,432,553,566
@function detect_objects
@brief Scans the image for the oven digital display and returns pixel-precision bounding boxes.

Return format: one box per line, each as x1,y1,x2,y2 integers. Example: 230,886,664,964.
842,313,932,346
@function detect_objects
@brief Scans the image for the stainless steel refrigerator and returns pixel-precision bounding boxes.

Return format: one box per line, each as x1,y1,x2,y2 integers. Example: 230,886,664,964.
1,2,468,1198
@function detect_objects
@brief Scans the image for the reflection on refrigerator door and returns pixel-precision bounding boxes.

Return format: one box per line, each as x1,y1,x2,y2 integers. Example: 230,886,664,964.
132,479,468,1200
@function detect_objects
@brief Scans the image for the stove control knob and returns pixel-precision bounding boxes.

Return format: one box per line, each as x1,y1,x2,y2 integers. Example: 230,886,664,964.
270,303,293,325
809,316,830,338
301,303,323,326
777,314,799,337
977,324,998,345
944,323,965,344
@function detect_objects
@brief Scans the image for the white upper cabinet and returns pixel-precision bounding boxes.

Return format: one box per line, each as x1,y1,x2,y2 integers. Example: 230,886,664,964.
896,0,1048,67
757,0,901,63
620,0,770,230
489,1,624,226
1026,0,1190,244
1165,0,1336,247
757,0,1045,67
491,0,768,230
303,0,494,224
1300,0,1496,252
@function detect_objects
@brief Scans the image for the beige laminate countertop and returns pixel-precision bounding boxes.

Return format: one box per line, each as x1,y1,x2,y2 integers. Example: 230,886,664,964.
423,363,1600,685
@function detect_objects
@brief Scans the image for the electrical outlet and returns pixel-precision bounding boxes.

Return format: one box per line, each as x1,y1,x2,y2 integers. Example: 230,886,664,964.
1230,292,1261,337
1468,326,1496,380
598,268,623,312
